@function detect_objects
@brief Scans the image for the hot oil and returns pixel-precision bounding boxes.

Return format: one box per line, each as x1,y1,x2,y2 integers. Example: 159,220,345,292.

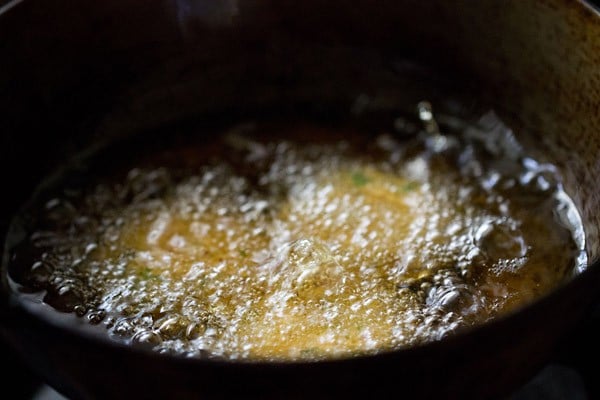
7,103,587,361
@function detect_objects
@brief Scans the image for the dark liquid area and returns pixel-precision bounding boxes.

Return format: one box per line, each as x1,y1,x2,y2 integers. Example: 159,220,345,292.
5,103,587,361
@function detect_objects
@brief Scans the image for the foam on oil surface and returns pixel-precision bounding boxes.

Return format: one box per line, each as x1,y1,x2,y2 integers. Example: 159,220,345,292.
9,106,586,361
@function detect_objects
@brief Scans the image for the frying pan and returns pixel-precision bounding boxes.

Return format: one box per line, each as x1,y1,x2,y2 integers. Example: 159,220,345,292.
1,0,600,399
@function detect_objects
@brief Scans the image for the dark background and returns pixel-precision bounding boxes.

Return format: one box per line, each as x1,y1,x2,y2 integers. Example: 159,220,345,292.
1,0,599,399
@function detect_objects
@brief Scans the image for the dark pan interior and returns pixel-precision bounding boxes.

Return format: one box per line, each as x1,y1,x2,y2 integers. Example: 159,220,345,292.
1,1,600,399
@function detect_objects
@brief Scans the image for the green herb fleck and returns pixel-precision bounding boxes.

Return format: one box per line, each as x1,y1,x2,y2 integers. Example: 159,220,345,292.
351,171,370,187
402,181,419,192
138,266,157,281
239,249,248,258
300,348,320,357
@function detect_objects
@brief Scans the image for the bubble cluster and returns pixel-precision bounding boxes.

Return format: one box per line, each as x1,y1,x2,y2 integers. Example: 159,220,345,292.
10,106,586,361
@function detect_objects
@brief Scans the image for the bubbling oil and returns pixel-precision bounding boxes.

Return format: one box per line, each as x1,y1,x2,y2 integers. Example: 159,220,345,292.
7,103,586,361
